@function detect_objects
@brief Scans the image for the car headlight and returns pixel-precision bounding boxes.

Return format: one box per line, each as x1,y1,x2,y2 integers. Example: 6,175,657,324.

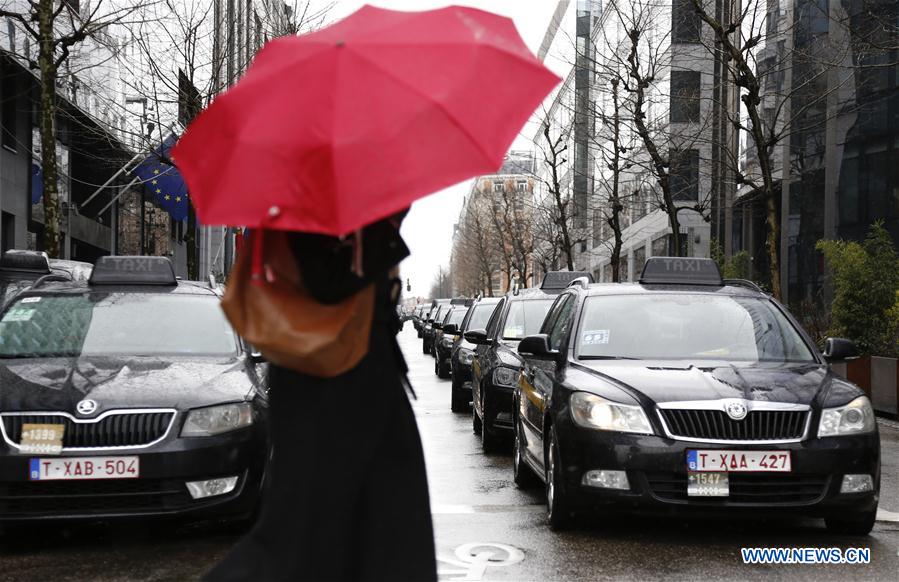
818,396,875,437
442,336,454,348
492,366,518,388
569,392,652,434
181,403,253,437
458,348,474,365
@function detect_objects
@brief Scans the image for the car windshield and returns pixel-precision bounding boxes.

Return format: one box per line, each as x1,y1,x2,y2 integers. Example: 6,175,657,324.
446,308,466,326
502,299,554,340
465,303,498,331
0,293,239,358
577,293,816,363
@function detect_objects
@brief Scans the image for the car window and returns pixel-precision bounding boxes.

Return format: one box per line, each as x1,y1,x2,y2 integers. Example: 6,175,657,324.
485,298,506,339
540,294,568,335
501,299,555,341
0,293,239,358
447,308,467,326
548,296,576,351
576,293,816,363
464,302,499,332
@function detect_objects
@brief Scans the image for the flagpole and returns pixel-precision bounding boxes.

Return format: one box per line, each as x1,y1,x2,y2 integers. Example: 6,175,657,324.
95,175,141,217
80,149,146,209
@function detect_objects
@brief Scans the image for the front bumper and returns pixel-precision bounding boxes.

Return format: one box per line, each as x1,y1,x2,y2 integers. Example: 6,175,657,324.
554,421,880,517
483,383,515,432
0,425,268,523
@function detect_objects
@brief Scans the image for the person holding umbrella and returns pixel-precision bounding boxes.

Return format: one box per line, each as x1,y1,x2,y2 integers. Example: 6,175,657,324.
173,5,558,581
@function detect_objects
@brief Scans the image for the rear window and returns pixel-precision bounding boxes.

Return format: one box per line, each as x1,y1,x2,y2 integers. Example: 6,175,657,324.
465,302,499,332
0,293,238,358
502,299,555,340
447,308,467,326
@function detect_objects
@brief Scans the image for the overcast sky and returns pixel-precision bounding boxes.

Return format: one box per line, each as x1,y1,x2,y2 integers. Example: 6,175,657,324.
318,1,561,299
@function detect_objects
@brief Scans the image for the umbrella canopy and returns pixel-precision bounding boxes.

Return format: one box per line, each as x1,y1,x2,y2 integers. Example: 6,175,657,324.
172,4,559,235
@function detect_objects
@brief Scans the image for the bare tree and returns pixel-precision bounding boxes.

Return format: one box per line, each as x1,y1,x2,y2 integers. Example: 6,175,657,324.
0,0,146,257
451,192,500,296
687,0,896,299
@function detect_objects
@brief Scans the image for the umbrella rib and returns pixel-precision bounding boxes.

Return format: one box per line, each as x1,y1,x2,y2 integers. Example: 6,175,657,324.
345,47,500,170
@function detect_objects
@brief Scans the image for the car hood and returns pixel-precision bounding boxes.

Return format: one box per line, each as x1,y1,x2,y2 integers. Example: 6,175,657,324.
0,356,256,415
574,360,859,408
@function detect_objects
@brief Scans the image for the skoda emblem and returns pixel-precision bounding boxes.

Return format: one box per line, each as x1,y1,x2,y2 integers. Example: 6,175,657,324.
76,399,98,416
725,401,748,421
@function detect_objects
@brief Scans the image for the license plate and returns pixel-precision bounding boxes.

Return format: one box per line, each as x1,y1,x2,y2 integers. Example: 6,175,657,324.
687,450,791,472
29,456,139,481
688,471,729,496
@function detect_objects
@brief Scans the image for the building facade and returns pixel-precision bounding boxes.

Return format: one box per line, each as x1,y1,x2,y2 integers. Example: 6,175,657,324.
735,0,899,305
532,0,737,283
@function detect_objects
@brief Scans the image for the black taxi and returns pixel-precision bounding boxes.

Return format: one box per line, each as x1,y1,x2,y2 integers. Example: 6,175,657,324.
468,272,591,452
449,297,501,412
513,257,880,534
0,256,268,523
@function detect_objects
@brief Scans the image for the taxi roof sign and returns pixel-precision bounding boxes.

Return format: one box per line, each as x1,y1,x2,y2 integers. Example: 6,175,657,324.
89,256,177,286
0,250,51,273
541,271,593,290
639,257,722,286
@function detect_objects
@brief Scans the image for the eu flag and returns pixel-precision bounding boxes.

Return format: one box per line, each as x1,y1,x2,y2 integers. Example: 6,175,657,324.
131,134,189,221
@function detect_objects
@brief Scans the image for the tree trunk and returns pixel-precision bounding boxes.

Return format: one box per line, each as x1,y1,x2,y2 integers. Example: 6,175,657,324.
37,0,61,258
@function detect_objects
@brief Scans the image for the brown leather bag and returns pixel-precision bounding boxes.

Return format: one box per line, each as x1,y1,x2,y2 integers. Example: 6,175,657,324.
221,229,375,377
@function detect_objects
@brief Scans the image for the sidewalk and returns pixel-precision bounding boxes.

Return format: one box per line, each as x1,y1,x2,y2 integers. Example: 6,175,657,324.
876,418,898,523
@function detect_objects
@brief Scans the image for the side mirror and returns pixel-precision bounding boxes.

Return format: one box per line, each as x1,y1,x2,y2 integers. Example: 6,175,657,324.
433,323,443,330
464,329,491,345
443,323,459,335
518,334,559,360
823,337,859,362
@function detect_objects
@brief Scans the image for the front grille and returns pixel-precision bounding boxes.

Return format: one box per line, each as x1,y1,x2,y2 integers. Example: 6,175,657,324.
646,472,829,505
659,409,807,441
2,411,175,449
0,479,190,515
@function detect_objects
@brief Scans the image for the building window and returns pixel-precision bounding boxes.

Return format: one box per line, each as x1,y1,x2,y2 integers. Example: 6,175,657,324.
670,71,701,123
493,181,504,193
516,180,527,192
1,61,18,151
672,0,700,43
670,149,700,201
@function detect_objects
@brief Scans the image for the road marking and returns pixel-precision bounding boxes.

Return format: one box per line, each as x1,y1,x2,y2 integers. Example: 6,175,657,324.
876,508,899,523
438,542,524,581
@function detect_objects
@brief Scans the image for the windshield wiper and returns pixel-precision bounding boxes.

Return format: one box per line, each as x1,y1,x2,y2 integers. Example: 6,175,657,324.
579,355,639,360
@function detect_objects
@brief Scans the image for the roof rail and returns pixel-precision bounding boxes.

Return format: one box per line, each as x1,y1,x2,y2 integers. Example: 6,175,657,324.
722,278,764,293
31,273,72,289
567,276,590,290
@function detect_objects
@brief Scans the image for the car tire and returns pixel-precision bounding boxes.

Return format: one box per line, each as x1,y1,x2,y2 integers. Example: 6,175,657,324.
451,376,468,412
513,414,539,488
437,358,450,379
422,340,429,354
825,510,877,536
480,395,501,453
546,428,574,530
472,399,482,435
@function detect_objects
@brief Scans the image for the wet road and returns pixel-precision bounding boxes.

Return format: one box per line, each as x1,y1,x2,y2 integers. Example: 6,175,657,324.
0,327,897,581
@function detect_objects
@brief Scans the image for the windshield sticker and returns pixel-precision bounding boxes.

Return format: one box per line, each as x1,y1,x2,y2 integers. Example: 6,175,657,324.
20,297,41,303
3,308,35,322
583,330,610,345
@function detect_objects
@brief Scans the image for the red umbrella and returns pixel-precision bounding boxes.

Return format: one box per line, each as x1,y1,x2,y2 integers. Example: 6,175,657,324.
172,4,559,235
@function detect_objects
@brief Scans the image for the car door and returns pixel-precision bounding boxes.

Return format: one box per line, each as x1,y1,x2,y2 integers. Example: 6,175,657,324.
522,293,576,472
473,297,505,416
518,294,571,467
